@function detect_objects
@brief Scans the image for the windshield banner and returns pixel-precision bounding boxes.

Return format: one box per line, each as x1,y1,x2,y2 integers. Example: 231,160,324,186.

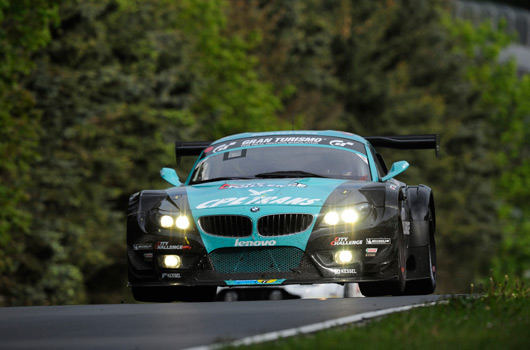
203,135,366,156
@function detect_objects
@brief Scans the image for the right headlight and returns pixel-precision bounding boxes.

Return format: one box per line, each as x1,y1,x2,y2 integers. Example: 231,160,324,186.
320,202,373,227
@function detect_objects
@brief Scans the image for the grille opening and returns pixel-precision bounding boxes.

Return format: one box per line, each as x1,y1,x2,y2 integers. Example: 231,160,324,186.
208,247,304,273
199,215,252,237
258,214,313,236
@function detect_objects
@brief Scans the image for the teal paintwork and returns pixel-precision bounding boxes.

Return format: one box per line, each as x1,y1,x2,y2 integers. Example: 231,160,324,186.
364,143,380,182
183,130,373,185
186,178,348,253
381,161,409,182
165,130,406,254
225,279,286,286
160,167,181,187
211,130,367,145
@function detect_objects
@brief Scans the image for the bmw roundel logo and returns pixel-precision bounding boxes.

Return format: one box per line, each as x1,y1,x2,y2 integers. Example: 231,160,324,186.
250,207,260,212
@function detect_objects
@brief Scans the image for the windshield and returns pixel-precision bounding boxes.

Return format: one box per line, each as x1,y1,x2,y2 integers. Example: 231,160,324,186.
189,146,371,184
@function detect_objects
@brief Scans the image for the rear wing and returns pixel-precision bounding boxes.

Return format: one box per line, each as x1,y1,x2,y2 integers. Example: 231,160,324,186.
174,134,440,163
175,141,211,164
365,134,440,156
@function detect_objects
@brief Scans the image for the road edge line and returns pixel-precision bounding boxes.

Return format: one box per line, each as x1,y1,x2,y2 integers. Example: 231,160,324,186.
183,300,443,350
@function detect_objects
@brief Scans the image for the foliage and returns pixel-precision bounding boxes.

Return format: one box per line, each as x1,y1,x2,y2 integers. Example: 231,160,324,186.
321,0,507,291
1,0,529,304
226,0,344,130
452,21,530,282
1,0,283,305
0,0,60,304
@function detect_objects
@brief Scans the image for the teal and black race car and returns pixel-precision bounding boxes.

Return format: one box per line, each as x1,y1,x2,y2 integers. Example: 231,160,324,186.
127,130,438,301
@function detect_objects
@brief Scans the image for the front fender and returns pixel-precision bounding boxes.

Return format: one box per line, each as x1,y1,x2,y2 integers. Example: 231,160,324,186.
406,185,435,248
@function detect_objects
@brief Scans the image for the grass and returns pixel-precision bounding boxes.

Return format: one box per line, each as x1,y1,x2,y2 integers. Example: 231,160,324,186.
224,276,530,350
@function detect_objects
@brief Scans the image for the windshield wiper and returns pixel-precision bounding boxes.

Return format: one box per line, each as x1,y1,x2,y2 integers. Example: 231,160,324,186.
254,170,327,178
193,176,254,184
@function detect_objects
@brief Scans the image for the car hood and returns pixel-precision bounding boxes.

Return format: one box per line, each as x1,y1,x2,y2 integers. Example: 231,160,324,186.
186,178,351,210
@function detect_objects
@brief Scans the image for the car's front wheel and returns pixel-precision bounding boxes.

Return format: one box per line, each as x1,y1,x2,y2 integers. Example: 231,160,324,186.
404,208,436,295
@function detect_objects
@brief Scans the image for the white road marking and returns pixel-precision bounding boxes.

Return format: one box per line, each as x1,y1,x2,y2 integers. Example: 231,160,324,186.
183,301,442,350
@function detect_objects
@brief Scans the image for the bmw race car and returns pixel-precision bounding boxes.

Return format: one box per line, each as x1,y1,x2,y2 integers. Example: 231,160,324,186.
127,130,438,301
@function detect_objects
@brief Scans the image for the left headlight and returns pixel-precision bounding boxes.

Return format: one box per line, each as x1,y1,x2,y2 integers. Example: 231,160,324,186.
321,203,372,226
155,213,192,230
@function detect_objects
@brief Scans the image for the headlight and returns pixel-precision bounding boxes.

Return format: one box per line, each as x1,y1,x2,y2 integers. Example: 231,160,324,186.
335,250,354,264
321,203,372,226
341,209,358,223
175,216,190,229
156,213,193,230
323,212,340,225
158,254,181,268
160,215,174,228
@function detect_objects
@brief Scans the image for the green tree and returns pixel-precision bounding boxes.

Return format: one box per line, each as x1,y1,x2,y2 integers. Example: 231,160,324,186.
0,0,59,304
1,0,284,305
448,19,530,281
226,0,342,130
326,0,506,291
229,0,518,291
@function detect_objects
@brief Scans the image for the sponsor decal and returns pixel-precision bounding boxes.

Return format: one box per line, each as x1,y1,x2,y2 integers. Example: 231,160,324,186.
196,197,321,209
225,279,286,286
249,189,274,196
330,140,355,147
219,182,308,190
234,239,276,247
332,268,357,274
212,142,237,153
133,243,152,250
389,184,397,191
331,237,363,246
241,137,323,146
365,248,377,257
241,138,274,146
366,238,391,245
161,273,181,279
155,242,192,250
204,135,367,157
143,253,154,260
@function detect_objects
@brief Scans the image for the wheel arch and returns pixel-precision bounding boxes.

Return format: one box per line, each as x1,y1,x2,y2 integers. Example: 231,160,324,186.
406,184,435,248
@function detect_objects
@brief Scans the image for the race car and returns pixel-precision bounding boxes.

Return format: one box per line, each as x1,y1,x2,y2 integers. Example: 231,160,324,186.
127,130,438,302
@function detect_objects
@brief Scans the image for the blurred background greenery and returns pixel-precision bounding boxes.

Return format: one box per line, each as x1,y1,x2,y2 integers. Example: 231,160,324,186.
1,0,529,305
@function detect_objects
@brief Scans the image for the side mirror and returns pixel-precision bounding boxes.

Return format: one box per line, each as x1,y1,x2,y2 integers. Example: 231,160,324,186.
381,161,409,182
160,168,181,187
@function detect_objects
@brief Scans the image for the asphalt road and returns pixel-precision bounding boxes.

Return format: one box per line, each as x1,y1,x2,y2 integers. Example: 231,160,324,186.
0,294,446,350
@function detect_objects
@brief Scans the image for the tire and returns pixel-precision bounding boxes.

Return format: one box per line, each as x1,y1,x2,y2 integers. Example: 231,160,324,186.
132,286,217,302
269,290,284,300
359,220,407,297
222,290,239,302
404,208,437,295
